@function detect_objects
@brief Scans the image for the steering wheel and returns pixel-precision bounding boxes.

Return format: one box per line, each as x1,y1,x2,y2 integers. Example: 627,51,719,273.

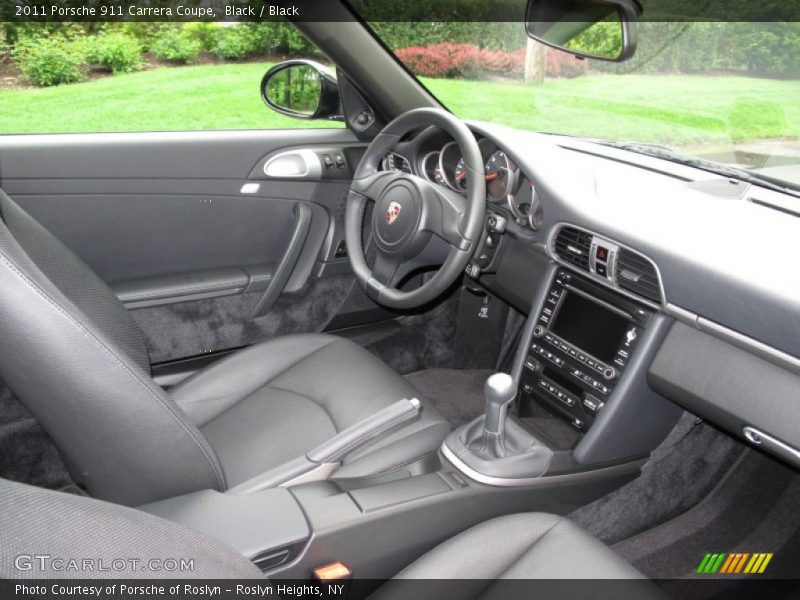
345,108,486,309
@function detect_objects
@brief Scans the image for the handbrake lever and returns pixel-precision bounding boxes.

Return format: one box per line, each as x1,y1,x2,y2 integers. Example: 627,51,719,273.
307,398,421,464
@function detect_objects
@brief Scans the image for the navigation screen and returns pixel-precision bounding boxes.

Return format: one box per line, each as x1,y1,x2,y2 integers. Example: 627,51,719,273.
551,292,629,363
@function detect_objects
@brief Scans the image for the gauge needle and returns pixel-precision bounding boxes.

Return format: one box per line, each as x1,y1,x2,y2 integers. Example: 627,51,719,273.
456,172,499,181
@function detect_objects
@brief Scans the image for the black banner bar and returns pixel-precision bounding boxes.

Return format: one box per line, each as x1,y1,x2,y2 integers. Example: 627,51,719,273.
3,579,800,600
1,0,800,23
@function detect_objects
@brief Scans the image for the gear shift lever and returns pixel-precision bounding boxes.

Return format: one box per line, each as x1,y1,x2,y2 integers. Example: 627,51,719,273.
442,371,553,480
483,372,517,437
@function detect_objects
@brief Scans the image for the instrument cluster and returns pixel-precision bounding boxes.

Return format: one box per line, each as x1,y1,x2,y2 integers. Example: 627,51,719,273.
417,138,543,232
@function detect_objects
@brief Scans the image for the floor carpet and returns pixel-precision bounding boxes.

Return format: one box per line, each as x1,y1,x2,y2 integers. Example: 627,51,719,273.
405,368,494,428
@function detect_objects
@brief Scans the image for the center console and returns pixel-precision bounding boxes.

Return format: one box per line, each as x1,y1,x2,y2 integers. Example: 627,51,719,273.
141,250,684,588
520,268,653,431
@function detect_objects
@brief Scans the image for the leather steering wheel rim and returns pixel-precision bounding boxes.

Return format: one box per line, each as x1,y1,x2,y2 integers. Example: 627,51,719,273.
345,108,486,310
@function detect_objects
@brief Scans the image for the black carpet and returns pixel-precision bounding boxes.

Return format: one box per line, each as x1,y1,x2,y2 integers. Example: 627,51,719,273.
365,291,460,376
405,368,494,428
570,412,745,545
613,448,800,582
0,383,76,491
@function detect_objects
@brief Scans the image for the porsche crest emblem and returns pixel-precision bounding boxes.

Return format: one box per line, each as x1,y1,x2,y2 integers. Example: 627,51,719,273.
386,201,402,224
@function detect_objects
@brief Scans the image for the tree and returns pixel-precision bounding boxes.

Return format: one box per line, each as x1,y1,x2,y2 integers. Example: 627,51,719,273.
524,37,547,83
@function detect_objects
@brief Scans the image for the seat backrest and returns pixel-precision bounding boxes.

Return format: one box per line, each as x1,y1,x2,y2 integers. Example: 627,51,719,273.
0,477,261,579
0,190,225,506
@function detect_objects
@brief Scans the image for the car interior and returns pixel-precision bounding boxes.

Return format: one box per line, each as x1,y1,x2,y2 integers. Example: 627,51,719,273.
0,1,798,596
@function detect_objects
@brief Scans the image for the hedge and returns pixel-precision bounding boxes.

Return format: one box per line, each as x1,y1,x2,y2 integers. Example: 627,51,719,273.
3,21,800,88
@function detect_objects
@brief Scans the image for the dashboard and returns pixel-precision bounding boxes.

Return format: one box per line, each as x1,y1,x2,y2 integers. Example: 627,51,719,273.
381,135,544,233
381,121,800,471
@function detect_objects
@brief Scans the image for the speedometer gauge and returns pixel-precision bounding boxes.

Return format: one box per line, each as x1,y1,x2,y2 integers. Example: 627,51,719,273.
454,158,468,191
485,150,515,202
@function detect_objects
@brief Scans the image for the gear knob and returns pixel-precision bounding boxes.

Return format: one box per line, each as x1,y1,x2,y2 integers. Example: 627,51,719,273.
484,372,516,434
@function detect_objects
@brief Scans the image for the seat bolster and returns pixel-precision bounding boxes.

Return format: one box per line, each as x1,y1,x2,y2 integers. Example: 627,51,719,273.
391,513,567,580
387,512,648,579
170,334,340,426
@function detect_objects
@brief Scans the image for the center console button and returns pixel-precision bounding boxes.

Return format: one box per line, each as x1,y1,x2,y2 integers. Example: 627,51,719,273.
602,366,617,381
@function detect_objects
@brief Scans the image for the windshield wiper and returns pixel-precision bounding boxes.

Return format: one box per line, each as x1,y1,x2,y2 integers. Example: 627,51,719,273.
596,140,800,199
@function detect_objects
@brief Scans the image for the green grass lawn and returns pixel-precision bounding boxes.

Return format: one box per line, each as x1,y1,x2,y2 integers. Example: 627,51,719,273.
0,62,337,134
425,74,800,145
0,62,797,147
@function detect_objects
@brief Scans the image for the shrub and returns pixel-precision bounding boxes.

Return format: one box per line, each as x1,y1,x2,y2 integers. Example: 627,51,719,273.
84,33,143,74
0,39,10,65
13,36,84,86
182,22,219,52
544,51,589,78
396,43,525,79
396,42,589,80
120,23,167,52
151,29,202,64
212,25,256,60
243,23,322,57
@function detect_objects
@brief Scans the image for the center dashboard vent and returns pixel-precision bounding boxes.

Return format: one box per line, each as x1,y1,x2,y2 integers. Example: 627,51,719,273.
553,226,592,271
615,248,662,304
381,152,412,174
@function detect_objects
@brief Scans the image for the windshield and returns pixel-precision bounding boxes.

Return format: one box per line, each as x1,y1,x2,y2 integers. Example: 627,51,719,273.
370,21,800,188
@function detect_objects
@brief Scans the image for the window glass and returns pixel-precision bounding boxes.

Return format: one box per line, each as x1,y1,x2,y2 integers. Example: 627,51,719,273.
372,21,800,188
0,22,343,134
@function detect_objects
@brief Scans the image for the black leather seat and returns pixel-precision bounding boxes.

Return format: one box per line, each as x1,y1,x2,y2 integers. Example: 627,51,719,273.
0,478,652,589
0,190,449,506
384,513,646,580
172,334,450,488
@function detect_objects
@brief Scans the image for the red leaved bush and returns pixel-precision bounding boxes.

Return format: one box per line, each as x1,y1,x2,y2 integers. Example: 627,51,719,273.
396,42,522,78
396,42,588,79
546,50,589,78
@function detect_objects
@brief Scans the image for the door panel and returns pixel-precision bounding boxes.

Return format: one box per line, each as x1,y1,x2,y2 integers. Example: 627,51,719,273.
0,129,395,365
13,192,299,283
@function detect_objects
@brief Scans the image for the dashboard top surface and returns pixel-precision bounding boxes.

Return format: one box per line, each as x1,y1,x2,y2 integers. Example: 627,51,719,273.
388,121,799,360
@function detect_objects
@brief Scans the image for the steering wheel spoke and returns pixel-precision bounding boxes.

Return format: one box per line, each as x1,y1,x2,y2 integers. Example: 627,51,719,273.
350,171,399,201
420,183,473,252
370,253,404,288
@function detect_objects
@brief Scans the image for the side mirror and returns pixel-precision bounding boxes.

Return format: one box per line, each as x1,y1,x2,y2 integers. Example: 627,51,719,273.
261,60,343,121
525,0,639,62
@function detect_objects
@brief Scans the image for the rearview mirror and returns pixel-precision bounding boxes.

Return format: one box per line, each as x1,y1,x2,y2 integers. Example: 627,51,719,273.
261,60,343,121
525,0,639,62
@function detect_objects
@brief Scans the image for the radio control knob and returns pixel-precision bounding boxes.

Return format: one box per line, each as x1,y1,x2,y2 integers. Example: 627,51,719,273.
602,366,617,381
533,325,545,338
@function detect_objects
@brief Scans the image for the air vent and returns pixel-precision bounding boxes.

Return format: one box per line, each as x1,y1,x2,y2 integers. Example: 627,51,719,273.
554,226,592,271
616,248,662,304
381,152,412,173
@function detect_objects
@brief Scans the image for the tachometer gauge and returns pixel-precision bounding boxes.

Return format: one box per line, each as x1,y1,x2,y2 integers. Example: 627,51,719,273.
485,150,515,202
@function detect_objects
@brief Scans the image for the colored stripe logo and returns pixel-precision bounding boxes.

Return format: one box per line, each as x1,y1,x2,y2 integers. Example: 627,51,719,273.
697,552,773,574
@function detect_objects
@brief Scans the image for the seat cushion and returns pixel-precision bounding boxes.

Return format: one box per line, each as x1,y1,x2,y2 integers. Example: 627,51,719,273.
170,334,450,487
375,513,658,600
